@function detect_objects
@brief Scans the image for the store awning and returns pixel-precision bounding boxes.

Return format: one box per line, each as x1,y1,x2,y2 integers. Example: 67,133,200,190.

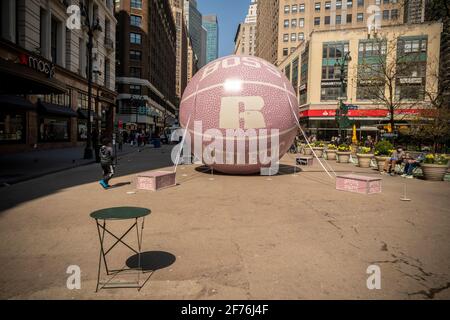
0,58,66,95
77,108,101,120
299,108,423,118
0,95,35,110
38,101,77,117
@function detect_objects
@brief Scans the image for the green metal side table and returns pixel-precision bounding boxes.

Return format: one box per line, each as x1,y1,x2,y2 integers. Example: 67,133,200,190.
90,206,151,292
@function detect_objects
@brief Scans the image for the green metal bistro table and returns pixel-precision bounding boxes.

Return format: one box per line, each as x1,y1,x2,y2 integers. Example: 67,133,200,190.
90,207,151,292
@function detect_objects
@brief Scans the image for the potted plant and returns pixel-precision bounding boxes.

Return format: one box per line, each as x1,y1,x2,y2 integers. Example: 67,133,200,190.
374,140,394,171
356,146,375,168
325,144,337,160
311,141,325,158
421,154,449,181
336,144,351,163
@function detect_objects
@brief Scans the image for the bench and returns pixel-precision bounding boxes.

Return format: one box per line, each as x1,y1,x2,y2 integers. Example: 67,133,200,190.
336,174,382,194
137,171,176,191
296,156,313,166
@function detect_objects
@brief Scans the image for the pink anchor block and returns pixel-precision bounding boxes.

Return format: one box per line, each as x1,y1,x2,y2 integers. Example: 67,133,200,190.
137,171,176,191
336,174,382,195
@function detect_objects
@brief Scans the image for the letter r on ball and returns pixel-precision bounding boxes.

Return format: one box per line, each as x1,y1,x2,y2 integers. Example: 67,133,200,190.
219,96,266,129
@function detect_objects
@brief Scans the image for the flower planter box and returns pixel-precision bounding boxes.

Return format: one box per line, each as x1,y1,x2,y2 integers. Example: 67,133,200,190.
296,156,313,166
312,147,324,158
137,170,176,191
421,163,448,181
325,150,337,160
357,154,374,168
374,156,389,172
336,151,351,163
303,148,313,155
336,174,382,194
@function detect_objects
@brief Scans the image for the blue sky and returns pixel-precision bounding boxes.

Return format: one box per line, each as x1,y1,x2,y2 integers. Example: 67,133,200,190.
197,0,251,57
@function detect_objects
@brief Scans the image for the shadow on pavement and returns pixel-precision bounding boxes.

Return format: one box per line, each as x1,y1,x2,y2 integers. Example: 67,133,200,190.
0,146,175,213
126,251,176,272
194,163,302,176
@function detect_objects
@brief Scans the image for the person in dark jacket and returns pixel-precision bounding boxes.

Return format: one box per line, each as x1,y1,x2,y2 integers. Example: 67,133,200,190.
99,138,115,189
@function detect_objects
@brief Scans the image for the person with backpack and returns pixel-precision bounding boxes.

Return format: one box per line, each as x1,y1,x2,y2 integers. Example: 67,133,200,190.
99,138,115,189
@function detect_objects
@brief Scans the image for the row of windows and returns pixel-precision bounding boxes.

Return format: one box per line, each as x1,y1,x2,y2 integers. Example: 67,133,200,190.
284,0,368,14
283,32,305,42
283,11,385,28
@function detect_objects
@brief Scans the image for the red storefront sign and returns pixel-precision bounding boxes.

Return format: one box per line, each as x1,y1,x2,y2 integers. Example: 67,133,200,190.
299,109,423,118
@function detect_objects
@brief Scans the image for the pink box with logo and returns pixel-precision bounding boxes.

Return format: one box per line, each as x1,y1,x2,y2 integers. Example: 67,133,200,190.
336,174,382,194
137,171,176,191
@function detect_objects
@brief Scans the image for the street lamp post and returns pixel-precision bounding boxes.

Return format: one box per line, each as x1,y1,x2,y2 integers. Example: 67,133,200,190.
81,0,102,160
334,51,352,142
130,96,145,131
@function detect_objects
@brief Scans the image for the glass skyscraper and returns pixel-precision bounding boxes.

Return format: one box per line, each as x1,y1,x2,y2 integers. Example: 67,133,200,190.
202,15,219,64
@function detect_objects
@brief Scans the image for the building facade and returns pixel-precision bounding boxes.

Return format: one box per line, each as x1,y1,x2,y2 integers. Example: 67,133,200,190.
278,22,442,140
0,0,117,154
202,14,219,64
234,0,257,56
115,0,177,134
184,0,206,68
170,0,189,102
257,0,406,66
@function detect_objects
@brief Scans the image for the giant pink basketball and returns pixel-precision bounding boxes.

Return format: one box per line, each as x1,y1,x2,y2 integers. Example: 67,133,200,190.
179,55,298,174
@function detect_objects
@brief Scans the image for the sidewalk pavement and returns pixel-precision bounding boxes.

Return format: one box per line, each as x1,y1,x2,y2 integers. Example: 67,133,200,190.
0,149,449,299
0,143,145,186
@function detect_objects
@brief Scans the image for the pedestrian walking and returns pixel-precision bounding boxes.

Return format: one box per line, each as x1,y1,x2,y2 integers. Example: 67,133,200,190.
99,138,115,189
117,131,123,152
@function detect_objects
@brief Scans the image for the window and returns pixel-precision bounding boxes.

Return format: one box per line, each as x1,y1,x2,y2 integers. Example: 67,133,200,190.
130,15,142,27
325,16,331,24
299,18,305,27
315,3,321,12
285,64,291,80
336,1,342,9
347,0,353,8
130,67,141,78
51,17,59,64
357,13,364,22
383,0,389,3
298,32,304,40
283,33,289,42
130,32,141,44
284,5,290,14
346,14,352,23
39,117,70,142
325,2,331,10
283,48,289,56
299,4,305,12
375,0,381,4
0,111,25,143
130,50,142,60
129,85,141,95
292,5,298,13
383,10,389,20
336,15,342,24
284,19,289,28
291,33,297,42
358,0,364,7
291,19,297,27
391,9,398,20
131,0,142,9
314,17,320,25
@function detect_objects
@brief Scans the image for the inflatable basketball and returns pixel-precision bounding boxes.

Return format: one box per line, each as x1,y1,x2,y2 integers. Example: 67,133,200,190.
179,55,298,174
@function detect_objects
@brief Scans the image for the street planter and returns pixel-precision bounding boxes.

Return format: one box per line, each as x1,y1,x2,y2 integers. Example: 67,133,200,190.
312,147,324,158
325,149,337,160
421,163,448,181
374,156,389,172
336,151,351,163
304,147,313,155
357,153,374,168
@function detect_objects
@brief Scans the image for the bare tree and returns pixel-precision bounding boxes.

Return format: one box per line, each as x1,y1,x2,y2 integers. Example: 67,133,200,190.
355,32,431,133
